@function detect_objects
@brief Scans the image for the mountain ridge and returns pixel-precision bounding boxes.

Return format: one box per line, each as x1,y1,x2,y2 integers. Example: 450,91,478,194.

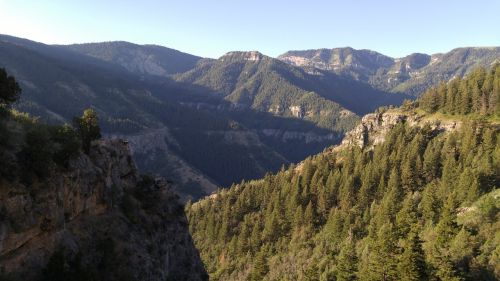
279,46,500,96
60,40,202,76
0,35,362,199
2,34,497,200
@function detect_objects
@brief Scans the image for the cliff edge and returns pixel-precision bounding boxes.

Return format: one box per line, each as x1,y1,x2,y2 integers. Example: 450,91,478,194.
0,139,207,281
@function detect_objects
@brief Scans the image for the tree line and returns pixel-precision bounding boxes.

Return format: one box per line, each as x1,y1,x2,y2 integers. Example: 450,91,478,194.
419,65,499,116
0,68,102,183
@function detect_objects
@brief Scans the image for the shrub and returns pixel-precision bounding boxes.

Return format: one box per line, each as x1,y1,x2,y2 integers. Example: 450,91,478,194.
17,125,55,179
0,68,21,107
49,124,81,167
73,109,101,154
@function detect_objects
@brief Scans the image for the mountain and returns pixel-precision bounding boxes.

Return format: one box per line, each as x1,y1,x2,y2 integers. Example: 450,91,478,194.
61,41,202,76
0,109,207,280
279,47,500,96
175,50,405,131
0,35,294,198
0,35,382,200
187,65,500,280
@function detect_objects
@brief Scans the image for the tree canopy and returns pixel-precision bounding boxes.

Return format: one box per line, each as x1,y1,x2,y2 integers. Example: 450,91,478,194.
73,108,102,154
0,68,21,107
188,66,500,281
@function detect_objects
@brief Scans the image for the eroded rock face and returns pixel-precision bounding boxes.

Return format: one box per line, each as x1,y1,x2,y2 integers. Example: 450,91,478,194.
289,105,305,118
261,129,341,144
335,111,461,150
0,139,207,281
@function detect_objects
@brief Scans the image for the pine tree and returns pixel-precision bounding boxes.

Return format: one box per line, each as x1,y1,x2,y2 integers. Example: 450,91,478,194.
263,207,280,242
422,139,441,182
73,108,102,154
249,248,268,281
367,223,399,281
397,225,427,281
336,234,358,281
433,198,463,281
0,68,21,107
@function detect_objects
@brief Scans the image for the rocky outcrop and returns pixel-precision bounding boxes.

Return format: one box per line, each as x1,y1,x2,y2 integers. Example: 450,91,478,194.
261,129,341,144
289,105,305,118
0,139,207,281
220,51,263,62
335,111,461,151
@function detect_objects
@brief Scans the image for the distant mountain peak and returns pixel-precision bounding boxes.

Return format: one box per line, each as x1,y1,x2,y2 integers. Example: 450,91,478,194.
220,51,265,62
279,46,500,95
60,40,202,76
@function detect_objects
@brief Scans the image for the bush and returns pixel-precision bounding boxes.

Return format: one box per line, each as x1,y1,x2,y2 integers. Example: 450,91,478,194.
17,125,55,179
0,68,21,107
49,124,81,167
73,109,101,154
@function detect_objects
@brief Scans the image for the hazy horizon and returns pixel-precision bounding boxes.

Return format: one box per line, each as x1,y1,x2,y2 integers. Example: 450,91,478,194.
2,32,499,60
1,0,499,59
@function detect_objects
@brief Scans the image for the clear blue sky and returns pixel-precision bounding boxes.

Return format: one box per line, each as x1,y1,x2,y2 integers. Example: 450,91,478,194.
1,0,499,58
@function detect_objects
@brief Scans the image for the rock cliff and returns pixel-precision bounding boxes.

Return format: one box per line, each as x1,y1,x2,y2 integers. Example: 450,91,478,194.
0,139,207,281
334,110,462,151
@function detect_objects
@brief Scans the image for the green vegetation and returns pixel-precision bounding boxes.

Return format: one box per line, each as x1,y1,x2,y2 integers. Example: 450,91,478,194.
189,121,499,280
63,41,202,76
73,108,102,154
279,47,500,97
0,38,355,199
0,68,21,106
176,51,404,131
0,69,101,183
187,68,500,280
419,65,499,117
1,109,99,183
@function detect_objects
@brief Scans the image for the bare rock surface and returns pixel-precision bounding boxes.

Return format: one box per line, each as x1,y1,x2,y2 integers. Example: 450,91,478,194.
334,110,461,151
0,139,207,281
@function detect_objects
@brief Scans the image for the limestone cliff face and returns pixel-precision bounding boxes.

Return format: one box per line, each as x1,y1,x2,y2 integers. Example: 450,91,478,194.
334,110,461,151
0,139,207,281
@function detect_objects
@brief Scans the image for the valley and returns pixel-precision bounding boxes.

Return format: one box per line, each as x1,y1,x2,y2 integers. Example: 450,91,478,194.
0,28,499,281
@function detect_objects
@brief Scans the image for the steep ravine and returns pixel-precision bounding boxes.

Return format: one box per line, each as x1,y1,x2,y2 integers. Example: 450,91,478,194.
0,139,208,281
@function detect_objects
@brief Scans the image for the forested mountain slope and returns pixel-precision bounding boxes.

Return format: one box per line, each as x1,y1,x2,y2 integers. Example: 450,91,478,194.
61,41,202,76
176,51,405,131
279,47,500,96
187,65,500,281
0,35,358,199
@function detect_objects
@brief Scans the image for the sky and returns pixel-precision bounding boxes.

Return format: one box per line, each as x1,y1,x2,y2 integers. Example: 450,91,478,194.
1,0,499,59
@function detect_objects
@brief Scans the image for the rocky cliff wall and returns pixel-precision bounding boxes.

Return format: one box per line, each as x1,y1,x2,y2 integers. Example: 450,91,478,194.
0,139,207,281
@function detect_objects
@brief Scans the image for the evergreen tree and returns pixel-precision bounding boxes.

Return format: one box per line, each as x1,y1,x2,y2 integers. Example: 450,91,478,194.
0,68,21,107
336,234,358,281
397,225,427,281
366,223,399,281
249,248,268,281
186,73,499,280
73,108,102,154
